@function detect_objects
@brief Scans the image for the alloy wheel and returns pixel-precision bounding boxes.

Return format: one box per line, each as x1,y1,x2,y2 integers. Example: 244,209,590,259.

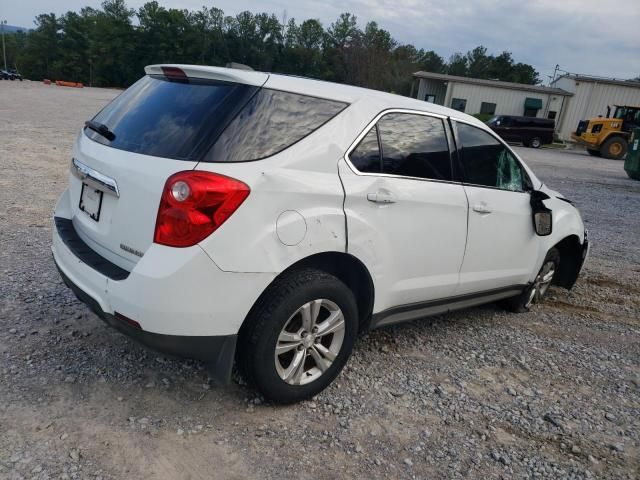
275,299,345,385
525,260,556,308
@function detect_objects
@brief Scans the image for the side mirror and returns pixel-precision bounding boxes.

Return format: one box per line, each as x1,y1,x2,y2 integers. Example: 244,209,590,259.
530,190,552,236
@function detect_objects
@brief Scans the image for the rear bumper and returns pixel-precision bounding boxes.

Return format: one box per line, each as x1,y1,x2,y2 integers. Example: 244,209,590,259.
51,189,276,382
54,261,237,383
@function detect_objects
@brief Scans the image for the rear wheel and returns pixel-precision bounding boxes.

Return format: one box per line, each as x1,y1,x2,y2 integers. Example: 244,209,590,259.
237,269,358,404
529,137,542,149
501,248,560,313
600,136,627,160
586,148,601,157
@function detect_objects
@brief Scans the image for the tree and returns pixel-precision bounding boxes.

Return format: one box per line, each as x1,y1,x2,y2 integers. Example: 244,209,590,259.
466,46,491,79
447,52,467,76
9,1,541,89
19,13,61,80
417,50,446,74
89,0,136,86
324,12,360,83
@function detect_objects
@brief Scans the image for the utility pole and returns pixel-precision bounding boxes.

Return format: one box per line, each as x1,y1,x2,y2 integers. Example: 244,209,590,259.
1,20,7,71
551,64,560,86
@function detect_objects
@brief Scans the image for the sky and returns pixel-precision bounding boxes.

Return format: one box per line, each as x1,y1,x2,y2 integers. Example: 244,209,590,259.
3,0,640,82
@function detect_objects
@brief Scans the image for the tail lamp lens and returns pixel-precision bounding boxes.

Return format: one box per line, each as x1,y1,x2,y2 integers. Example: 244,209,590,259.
154,171,250,247
171,181,190,202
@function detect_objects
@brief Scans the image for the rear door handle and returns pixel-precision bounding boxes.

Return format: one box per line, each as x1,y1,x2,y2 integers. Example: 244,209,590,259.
367,191,396,204
472,203,492,214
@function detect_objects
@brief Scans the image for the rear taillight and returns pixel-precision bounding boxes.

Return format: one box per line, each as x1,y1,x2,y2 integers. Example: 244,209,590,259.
154,171,250,248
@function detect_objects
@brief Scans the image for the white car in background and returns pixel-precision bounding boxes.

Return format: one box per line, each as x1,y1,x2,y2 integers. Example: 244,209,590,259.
52,65,589,403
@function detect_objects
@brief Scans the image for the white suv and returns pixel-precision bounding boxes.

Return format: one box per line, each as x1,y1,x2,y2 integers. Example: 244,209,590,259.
52,65,589,403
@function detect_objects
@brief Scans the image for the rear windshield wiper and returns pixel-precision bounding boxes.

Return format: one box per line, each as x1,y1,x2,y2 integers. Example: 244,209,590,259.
84,120,116,141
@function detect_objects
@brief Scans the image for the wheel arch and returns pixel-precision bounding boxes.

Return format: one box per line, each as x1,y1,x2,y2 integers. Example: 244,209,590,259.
551,234,584,289
241,251,375,334
602,131,630,142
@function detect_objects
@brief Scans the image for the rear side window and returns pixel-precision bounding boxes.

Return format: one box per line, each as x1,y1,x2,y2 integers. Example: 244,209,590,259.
86,75,257,161
349,126,381,173
457,123,525,192
378,113,452,181
205,89,347,162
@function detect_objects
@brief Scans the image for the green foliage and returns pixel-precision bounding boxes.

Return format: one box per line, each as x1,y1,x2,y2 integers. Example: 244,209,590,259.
473,113,494,122
446,48,540,84
4,1,541,90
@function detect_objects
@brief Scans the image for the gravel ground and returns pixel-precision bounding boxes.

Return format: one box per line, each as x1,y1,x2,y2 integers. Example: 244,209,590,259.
1,81,639,480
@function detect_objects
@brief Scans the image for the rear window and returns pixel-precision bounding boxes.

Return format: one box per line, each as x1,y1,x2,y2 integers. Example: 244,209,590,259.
86,75,347,162
86,75,258,161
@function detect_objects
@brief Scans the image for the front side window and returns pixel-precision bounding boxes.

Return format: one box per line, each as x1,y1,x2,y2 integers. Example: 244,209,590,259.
457,123,525,192
349,126,380,173
377,113,452,181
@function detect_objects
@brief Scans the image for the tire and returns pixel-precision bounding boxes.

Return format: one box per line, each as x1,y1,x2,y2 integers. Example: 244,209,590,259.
600,136,627,160
586,148,601,157
529,137,542,149
501,248,560,313
237,268,358,404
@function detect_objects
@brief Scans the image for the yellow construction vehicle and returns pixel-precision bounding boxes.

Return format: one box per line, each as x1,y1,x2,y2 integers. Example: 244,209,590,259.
572,105,640,159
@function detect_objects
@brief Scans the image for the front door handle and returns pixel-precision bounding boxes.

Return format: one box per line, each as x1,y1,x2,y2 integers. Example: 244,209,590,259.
472,203,492,214
367,191,396,204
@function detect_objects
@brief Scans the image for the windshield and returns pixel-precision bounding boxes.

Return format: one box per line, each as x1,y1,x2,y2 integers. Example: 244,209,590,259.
614,106,627,119
613,106,640,123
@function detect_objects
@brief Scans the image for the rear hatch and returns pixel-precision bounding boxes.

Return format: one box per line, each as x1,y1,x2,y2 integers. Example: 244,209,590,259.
68,66,268,270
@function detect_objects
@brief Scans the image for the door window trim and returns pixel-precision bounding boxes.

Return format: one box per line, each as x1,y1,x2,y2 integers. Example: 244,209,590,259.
450,118,534,193
344,108,462,185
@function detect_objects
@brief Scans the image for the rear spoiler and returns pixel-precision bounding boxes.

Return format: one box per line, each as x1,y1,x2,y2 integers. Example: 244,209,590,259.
144,64,269,87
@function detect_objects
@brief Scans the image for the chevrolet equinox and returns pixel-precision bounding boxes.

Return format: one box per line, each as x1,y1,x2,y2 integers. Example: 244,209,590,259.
52,65,589,403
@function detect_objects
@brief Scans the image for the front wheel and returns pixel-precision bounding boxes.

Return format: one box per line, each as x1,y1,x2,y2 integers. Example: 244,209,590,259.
237,269,358,404
502,248,559,313
600,136,627,160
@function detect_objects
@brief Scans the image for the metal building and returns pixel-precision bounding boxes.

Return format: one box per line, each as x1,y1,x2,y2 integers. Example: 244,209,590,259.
412,71,640,141
412,71,572,126
550,74,640,141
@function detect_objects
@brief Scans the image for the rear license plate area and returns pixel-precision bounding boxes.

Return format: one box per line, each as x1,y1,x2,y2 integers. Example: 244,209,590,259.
79,183,104,222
